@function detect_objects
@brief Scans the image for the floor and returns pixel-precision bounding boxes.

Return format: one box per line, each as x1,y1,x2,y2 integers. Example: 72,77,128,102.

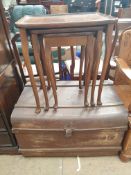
0,155,131,175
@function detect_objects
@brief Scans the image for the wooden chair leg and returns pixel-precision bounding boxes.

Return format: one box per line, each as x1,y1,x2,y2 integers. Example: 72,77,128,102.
79,45,85,89
90,31,103,106
84,35,95,107
31,33,49,111
19,28,41,113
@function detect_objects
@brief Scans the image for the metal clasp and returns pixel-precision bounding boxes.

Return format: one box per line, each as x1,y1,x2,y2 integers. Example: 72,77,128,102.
65,128,73,138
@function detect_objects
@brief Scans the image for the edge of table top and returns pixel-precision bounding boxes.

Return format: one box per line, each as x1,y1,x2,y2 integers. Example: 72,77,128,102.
15,12,118,29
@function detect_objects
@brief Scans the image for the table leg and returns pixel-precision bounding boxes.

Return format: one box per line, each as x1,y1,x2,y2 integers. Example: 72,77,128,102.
70,46,75,80
97,24,114,105
79,45,85,89
51,54,57,90
84,35,95,107
44,40,58,110
58,46,62,79
19,28,41,113
91,31,103,106
31,33,49,111
39,37,51,90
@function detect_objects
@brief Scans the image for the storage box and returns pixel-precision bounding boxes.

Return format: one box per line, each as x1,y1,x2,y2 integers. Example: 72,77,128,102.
11,81,128,156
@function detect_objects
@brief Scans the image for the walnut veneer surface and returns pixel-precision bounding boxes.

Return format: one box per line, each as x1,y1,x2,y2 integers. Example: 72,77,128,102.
16,13,117,28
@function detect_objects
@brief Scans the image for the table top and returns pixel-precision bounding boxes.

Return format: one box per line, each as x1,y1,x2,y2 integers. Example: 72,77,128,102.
16,13,117,29
118,18,131,23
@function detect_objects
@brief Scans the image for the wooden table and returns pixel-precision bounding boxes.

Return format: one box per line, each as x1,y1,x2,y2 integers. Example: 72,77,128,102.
16,13,117,112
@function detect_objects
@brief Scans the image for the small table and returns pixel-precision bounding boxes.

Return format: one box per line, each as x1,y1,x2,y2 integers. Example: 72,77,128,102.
16,13,117,112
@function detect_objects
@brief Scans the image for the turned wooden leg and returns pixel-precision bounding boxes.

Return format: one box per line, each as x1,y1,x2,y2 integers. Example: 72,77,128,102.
19,28,41,113
79,45,85,89
90,31,102,106
97,24,114,105
31,33,49,111
44,39,58,110
84,35,95,107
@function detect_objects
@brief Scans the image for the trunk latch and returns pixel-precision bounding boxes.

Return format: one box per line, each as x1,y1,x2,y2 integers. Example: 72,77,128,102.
65,128,73,138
